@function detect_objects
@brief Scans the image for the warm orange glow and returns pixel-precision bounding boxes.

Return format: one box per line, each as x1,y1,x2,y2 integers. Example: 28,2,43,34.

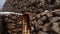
22,14,30,34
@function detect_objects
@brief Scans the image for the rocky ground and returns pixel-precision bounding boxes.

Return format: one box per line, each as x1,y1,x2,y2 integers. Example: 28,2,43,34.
0,0,60,34
30,9,60,34
0,14,22,34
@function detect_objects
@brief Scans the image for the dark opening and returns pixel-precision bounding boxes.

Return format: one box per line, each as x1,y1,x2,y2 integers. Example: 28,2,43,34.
2,15,9,34
23,14,31,29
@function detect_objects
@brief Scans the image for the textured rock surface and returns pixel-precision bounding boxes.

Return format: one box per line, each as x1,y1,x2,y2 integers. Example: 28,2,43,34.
0,0,60,34
2,0,60,13
30,10,60,34
0,14,22,34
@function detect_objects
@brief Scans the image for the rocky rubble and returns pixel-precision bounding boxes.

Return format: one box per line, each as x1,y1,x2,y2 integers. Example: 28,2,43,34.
30,10,60,34
2,0,60,13
1,0,60,34
0,14,22,34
